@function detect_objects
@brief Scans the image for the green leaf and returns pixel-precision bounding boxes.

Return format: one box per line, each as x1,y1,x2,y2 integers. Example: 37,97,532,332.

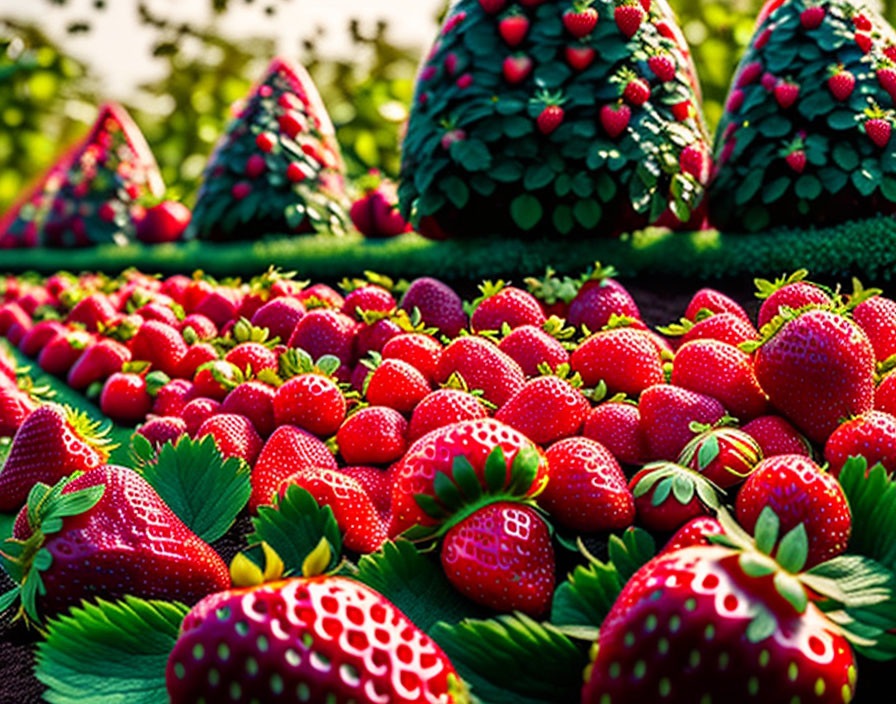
137,435,250,543
882,178,896,203
504,116,533,139
524,164,555,191
434,469,465,510
35,596,189,704
553,205,574,234
754,506,780,556
697,434,719,470
762,177,790,204
794,176,822,201
774,572,808,613
354,541,479,634
757,116,791,138
484,446,507,494
452,455,483,502
832,143,859,171
828,110,858,131
441,176,470,209
246,485,341,575
776,523,809,573
450,139,492,172
608,528,656,582
510,194,544,231
573,199,601,229
736,170,764,205
838,458,896,570
746,606,777,643
804,555,893,608
431,613,586,704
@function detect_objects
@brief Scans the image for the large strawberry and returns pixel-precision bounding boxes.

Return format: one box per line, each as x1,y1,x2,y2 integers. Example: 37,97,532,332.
166,577,467,703
0,403,111,511
399,277,467,338
497,323,570,377
469,282,546,333
272,369,346,437
495,373,590,444
755,270,831,329
824,409,896,476
639,384,726,460
582,397,647,465
436,336,525,407
1,466,229,620
751,308,874,444
407,388,490,441
336,405,408,466
571,326,664,396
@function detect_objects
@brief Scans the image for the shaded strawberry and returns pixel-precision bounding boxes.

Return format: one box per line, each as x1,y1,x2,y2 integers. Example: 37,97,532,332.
196,413,262,465
740,414,812,458
629,461,720,532
582,397,646,465
296,283,345,310
18,320,65,358
436,336,525,408
250,296,305,343
470,281,545,333
349,171,411,237
658,515,723,555
38,329,93,377
288,308,358,369
571,326,664,397
498,322,570,377
136,415,188,450
567,264,641,331
65,293,118,332
639,384,726,461
341,283,396,321
599,101,631,138
678,425,763,488
220,380,277,437
151,378,196,417
400,277,467,338
495,373,589,445
850,291,896,362
180,397,221,437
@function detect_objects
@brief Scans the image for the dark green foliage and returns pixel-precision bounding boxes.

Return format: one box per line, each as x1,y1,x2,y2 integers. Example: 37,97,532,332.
710,0,896,231
399,0,711,240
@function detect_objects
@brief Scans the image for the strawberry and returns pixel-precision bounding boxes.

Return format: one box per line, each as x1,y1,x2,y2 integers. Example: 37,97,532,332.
65,293,117,332
389,418,546,535
192,359,237,401
407,388,489,441
250,296,305,343
223,340,279,376
0,403,111,511
725,88,745,113
67,338,131,390
180,397,221,437
399,277,467,338
662,313,758,349
671,339,769,420
539,436,634,531
273,372,346,437
582,399,646,465
600,102,631,138
684,288,752,324
196,413,262,464
659,515,723,554
827,65,855,101
563,4,598,38
855,31,873,53
0,302,30,337
753,309,874,444
785,148,806,173
569,265,641,329
498,323,569,377
740,414,811,458
178,342,219,381
799,4,825,29
639,384,726,460
470,282,545,332
194,286,243,328
100,371,154,424
877,65,896,101
441,501,554,616
755,271,831,328
293,283,343,310
437,336,525,407
166,577,465,704
288,308,358,369
647,53,676,82
135,301,181,328
773,79,799,108
877,371,896,415
565,45,595,70
0,384,36,438
735,60,762,88
38,329,93,377
18,320,65,358
571,327,664,396
865,116,892,147
136,415,188,449
629,461,719,532
736,454,850,567
340,465,391,519
278,469,388,553
341,284,396,321
152,379,196,417
136,201,190,243
498,12,529,46
381,332,443,385
537,104,565,134
365,358,431,413
678,426,762,488
479,0,507,13
496,374,589,444
614,1,644,38
336,405,408,466
851,293,896,362
621,74,650,106
129,320,188,378
220,380,276,437
679,144,708,181
853,12,872,31
824,410,896,476
503,53,533,83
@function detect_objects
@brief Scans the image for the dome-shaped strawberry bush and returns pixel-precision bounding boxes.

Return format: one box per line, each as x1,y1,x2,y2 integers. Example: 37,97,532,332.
187,57,348,241
0,102,164,249
398,0,711,240
709,0,896,231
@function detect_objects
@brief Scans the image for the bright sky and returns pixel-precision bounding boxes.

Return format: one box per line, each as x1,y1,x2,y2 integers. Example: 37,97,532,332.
0,0,446,99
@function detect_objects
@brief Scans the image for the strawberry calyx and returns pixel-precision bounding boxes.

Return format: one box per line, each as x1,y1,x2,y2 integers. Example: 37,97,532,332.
754,269,823,300
534,360,607,401
214,317,279,351
0,474,105,623
470,279,509,310
63,405,117,460
740,302,843,354
678,426,762,484
656,316,695,336
523,267,579,307
631,461,723,511
338,270,400,295
248,265,307,297
278,347,340,381
229,540,286,587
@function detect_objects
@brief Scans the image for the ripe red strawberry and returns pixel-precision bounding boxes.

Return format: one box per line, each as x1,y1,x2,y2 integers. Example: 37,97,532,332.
479,0,507,13
498,12,529,46
866,117,892,147
725,88,745,113
582,399,646,465
100,371,153,424
180,397,220,437
755,271,831,328
441,501,554,616
336,406,408,466
736,454,850,567
678,426,762,488
665,312,758,348
67,338,131,390
0,403,110,511
582,540,857,703
152,378,196,417
498,324,569,377
569,265,641,330
273,372,346,437
571,327,664,396
250,296,305,343
622,75,650,106
799,4,825,28
129,320,188,378
855,32,872,53
685,288,751,323
496,375,589,444
824,410,896,476
381,332,443,385
741,414,811,458
194,286,243,328
136,415,188,449
537,104,565,134
399,277,467,338
5,465,230,619
288,308,358,369
614,2,644,38
38,329,93,377
853,12,872,31
341,284,396,321
629,461,719,532
192,359,239,401
166,577,464,704
659,515,723,554
639,384,726,460
773,79,800,108
196,413,262,465
250,425,338,511
339,465,391,519
827,65,855,101
540,436,634,531
600,102,631,138
877,65,896,100
471,283,545,332
65,293,117,332
224,341,278,376
365,358,430,413
735,60,762,88
679,144,708,181
437,336,525,407
877,370,896,416
503,53,533,83
178,342,219,381
565,45,596,70
0,302,31,338
349,174,410,238
671,339,769,420
18,320,65,358
563,5,598,38
355,316,403,358
0,384,36,438
389,418,545,535
753,309,874,444
295,282,344,310
220,380,276,437
278,468,388,553
785,148,806,173
647,53,676,82
851,293,896,361
407,388,489,441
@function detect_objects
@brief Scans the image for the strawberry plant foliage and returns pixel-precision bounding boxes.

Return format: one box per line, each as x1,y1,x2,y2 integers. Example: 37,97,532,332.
34,595,189,704
130,434,250,543
399,0,711,239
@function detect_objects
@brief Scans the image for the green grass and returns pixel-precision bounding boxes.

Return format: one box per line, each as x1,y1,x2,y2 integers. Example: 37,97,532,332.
3,214,896,280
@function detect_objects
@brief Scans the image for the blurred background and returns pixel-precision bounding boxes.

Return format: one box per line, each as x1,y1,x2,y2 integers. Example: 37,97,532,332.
0,0,891,211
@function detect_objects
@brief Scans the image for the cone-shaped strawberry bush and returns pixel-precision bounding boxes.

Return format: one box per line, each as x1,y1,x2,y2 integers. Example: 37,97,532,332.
187,57,348,241
0,103,164,248
710,0,896,231
398,0,712,240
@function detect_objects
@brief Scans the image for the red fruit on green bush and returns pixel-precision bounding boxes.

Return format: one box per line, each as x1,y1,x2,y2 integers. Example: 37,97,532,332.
600,102,631,137
563,6,598,37
614,2,644,37
349,174,410,238
136,201,191,244
498,12,529,45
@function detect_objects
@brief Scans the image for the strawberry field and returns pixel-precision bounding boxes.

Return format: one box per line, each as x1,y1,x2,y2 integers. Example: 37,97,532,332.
3,0,896,703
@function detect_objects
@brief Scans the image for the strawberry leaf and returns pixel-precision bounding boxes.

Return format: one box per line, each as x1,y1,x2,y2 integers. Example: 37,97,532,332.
608,527,656,582
34,595,189,704
775,523,808,574
246,485,342,575
135,435,250,543
838,457,896,570
431,613,586,704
